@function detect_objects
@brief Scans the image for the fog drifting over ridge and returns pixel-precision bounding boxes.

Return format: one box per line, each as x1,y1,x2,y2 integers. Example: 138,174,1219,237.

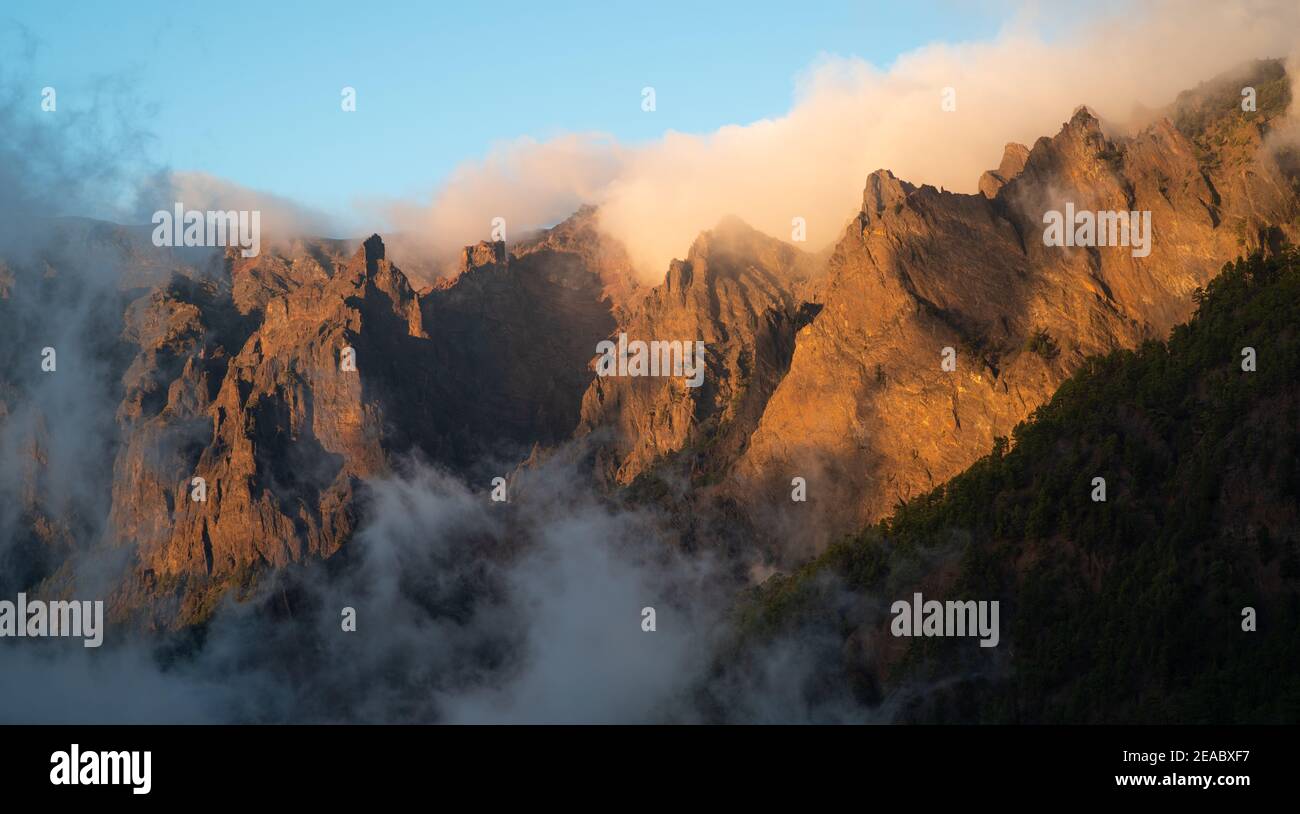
369,0,1300,279
103,2,1300,283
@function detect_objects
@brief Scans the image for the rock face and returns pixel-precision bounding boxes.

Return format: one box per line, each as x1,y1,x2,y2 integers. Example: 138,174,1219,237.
978,142,1030,198
105,236,438,622
420,206,634,465
724,246,1300,724
575,216,821,487
729,67,1299,547
95,211,637,626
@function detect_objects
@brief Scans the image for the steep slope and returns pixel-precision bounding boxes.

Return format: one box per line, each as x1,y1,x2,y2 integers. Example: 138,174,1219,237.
728,60,1299,549
0,208,636,627
723,247,1300,723
0,217,209,598
419,206,633,462
107,236,445,624
574,216,821,488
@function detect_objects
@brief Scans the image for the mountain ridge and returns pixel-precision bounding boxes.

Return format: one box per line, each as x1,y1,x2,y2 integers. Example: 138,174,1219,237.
1,59,1296,629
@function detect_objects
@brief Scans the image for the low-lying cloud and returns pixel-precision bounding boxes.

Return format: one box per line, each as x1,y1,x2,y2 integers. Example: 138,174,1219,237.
1,455,749,723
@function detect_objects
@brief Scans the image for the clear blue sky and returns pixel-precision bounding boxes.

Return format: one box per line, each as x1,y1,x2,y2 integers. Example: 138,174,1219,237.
7,0,1014,214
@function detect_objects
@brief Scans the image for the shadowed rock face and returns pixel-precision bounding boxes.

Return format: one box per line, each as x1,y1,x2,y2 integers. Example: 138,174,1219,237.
2,62,1296,625
103,236,437,624
85,210,637,627
420,206,632,464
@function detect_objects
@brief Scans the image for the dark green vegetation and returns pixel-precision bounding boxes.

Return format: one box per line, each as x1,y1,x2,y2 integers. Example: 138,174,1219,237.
737,248,1300,723
1172,58,1292,153
1024,327,1060,360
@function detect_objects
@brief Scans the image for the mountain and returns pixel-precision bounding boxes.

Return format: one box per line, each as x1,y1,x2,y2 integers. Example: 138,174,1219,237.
725,60,1298,549
2,209,639,628
420,206,637,463
557,60,1298,563
108,236,445,624
575,216,822,488
721,246,1300,723
1,60,1296,633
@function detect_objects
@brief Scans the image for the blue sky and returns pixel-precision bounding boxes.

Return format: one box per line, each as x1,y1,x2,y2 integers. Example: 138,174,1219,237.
7,0,1014,214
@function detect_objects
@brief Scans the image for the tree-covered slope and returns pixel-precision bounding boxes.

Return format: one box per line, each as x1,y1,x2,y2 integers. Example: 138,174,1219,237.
729,247,1300,723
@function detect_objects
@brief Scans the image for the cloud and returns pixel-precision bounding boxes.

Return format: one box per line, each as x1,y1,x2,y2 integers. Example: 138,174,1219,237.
378,133,629,276
0,448,995,724
0,643,229,724
376,0,1300,279
0,31,163,591
138,170,343,248
0,454,739,723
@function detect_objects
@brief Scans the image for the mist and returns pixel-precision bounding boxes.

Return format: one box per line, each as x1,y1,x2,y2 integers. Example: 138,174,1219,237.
2,454,792,724
0,28,166,593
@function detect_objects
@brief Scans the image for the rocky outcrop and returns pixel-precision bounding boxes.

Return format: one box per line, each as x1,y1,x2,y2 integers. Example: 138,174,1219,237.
102,237,436,623
978,142,1030,198
575,217,821,487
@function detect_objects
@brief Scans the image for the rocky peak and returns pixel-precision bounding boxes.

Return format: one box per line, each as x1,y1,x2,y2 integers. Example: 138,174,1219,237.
1070,104,1100,126
363,233,385,264
514,206,641,310
461,240,507,274
861,169,915,217
344,233,391,279
729,68,1299,553
577,216,818,487
979,142,1031,198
